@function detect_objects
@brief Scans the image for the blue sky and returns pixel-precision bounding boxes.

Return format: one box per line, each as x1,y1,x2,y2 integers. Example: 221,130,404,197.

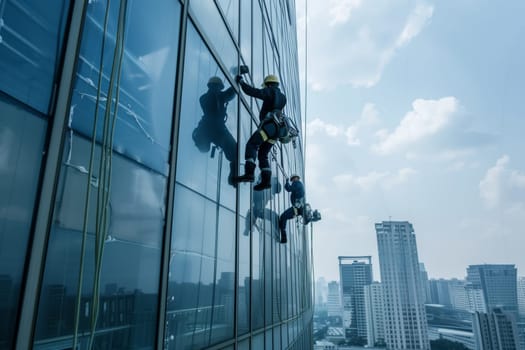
295,0,525,282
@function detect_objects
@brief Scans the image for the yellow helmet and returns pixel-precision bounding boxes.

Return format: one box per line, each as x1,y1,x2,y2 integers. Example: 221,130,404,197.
207,76,224,89
263,74,279,86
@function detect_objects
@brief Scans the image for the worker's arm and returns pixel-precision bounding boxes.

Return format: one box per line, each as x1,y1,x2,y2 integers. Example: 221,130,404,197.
285,180,292,192
239,80,268,100
221,86,236,102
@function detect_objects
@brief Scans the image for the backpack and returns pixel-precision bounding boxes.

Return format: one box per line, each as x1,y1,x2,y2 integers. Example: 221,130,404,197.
277,113,299,146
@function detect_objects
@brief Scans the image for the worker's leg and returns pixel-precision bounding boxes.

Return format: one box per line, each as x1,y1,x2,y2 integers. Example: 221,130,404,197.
253,141,273,191
278,207,296,243
236,131,263,182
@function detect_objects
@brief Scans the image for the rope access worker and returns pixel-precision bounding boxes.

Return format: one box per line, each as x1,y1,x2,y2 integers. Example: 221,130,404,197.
278,174,305,244
192,76,238,185
234,73,287,191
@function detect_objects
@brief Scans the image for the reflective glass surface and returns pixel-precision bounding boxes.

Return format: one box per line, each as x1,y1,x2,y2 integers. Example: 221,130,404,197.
33,0,180,348
189,1,237,73
0,97,47,349
167,184,235,349
34,133,167,349
0,0,70,113
69,0,180,175
175,22,238,210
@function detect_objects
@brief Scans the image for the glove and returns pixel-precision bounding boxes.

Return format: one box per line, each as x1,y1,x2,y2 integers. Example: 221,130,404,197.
235,75,243,83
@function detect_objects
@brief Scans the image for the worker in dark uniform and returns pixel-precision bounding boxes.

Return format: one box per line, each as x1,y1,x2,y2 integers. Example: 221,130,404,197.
192,76,238,185
234,74,287,191
278,174,305,244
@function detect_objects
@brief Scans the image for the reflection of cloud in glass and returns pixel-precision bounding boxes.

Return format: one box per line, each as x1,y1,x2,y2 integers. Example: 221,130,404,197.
139,46,170,81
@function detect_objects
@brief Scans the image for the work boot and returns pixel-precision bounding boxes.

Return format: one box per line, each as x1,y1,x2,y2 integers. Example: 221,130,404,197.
254,170,272,191
235,161,255,183
280,230,287,244
227,162,238,186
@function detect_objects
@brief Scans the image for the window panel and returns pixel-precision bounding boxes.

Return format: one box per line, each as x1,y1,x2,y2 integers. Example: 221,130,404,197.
237,212,250,335
0,0,70,113
251,225,264,330
176,22,238,210
69,0,180,175
0,97,47,349
217,0,239,43
166,184,217,349
210,208,236,344
240,0,251,66
34,133,166,349
189,1,237,72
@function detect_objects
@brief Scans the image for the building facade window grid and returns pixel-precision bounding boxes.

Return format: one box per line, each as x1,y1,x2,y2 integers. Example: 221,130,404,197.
0,0,312,349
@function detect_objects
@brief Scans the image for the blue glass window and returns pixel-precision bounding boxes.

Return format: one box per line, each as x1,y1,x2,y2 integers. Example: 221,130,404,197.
175,22,238,210
69,0,180,175
0,97,47,349
0,0,70,113
167,184,235,349
33,0,180,348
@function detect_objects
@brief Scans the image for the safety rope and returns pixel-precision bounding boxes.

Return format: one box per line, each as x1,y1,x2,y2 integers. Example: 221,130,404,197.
88,0,128,347
72,0,128,348
72,0,112,347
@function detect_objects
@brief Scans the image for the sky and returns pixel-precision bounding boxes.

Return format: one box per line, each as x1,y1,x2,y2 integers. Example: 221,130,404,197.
295,0,525,282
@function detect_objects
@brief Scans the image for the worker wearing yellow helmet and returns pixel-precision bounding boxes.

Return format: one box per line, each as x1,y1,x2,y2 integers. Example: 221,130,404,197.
234,71,287,191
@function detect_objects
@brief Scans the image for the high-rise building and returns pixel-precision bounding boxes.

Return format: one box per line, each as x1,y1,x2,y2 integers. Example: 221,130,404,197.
364,282,385,348
473,308,520,350
466,283,488,313
376,221,430,350
419,263,432,304
327,281,343,325
429,278,453,307
338,256,373,343
0,1,312,349
449,279,469,311
467,265,518,317
316,277,328,306
518,277,525,318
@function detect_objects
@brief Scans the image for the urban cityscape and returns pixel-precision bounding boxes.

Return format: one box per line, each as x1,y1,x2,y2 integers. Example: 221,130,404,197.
1,0,524,350
312,221,525,350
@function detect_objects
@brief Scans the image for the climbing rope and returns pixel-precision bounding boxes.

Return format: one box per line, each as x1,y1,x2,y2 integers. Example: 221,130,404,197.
72,0,112,347
72,0,128,348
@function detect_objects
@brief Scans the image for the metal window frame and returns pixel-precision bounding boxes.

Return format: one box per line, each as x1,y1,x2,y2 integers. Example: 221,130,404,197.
15,1,88,348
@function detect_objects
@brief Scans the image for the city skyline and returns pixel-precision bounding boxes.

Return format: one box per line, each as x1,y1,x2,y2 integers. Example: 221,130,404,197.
296,0,525,282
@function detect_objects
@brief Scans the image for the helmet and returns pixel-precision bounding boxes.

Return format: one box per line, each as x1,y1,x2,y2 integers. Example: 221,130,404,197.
263,74,279,86
290,173,300,181
207,76,224,89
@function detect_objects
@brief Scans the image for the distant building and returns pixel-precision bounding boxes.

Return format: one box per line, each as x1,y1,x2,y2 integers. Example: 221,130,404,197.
327,281,343,325
314,340,337,350
376,221,430,350
518,277,525,318
466,283,488,313
419,263,432,303
364,282,385,347
429,278,453,307
338,256,373,342
473,308,520,350
467,265,518,318
316,277,328,306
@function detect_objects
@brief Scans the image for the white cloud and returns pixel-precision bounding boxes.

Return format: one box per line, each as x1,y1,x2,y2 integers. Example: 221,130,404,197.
307,118,343,137
372,97,459,155
479,155,525,209
328,0,363,26
333,167,416,191
396,4,434,47
345,126,361,146
297,1,434,89
307,103,380,146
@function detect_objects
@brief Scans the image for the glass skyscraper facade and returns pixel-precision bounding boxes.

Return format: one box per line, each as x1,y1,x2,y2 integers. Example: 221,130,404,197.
0,0,313,349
